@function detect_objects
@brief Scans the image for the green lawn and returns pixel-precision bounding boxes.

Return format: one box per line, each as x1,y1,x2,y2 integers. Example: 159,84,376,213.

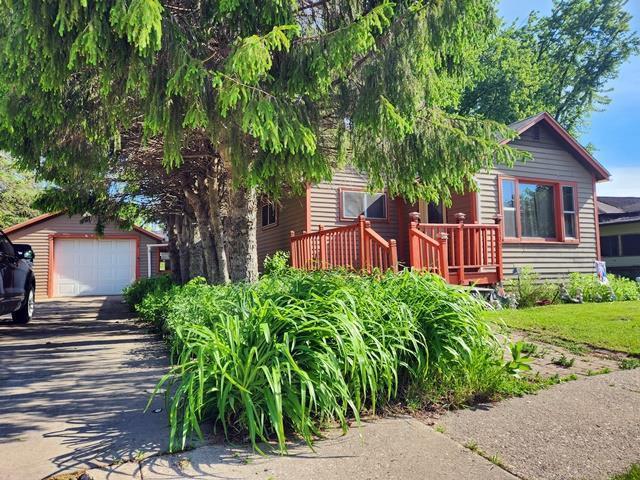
484,301,640,355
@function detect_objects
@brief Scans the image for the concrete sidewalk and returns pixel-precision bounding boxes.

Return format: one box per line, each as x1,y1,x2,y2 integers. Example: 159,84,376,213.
439,369,640,480
84,417,516,480
0,297,170,480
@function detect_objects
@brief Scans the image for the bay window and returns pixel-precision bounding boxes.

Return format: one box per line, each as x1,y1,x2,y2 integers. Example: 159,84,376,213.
500,177,578,242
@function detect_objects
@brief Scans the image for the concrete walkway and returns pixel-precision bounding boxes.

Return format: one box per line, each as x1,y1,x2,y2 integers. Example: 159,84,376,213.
0,297,170,480
85,417,516,480
439,368,640,480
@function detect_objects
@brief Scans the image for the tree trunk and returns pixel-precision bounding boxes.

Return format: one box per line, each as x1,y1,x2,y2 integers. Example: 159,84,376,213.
207,177,231,283
184,188,219,283
225,185,259,283
166,214,182,283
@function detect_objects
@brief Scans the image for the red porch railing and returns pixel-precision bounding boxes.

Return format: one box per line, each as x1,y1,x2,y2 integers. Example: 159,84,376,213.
409,212,504,285
290,215,398,273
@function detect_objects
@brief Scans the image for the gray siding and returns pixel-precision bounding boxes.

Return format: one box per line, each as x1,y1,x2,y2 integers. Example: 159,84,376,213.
476,124,599,280
309,167,414,264
6,214,162,298
256,196,307,270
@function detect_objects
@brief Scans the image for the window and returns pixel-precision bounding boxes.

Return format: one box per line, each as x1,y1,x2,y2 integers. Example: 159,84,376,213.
0,233,15,257
601,236,620,257
261,202,277,228
499,177,578,242
501,179,517,237
562,186,577,238
341,190,387,220
621,234,640,257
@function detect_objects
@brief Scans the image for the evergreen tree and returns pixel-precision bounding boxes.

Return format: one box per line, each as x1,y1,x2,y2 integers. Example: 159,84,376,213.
0,1,523,282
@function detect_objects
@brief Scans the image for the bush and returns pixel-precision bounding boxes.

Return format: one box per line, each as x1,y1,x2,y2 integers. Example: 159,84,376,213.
122,275,175,309
504,267,559,308
568,273,640,303
129,270,517,453
263,250,290,276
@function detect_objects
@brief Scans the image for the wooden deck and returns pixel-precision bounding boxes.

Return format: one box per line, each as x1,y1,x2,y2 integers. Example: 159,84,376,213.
289,214,504,286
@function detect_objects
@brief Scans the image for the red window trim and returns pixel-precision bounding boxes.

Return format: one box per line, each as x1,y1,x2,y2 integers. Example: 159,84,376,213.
260,201,279,231
497,175,580,244
338,187,390,223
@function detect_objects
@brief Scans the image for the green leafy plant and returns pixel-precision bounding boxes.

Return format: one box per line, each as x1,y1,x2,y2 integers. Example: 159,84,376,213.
262,251,290,276
551,354,575,368
122,275,175,310
568,273,640,303
132,270,517,453
504,267,559,308
619,358,640,370
504,342,533,378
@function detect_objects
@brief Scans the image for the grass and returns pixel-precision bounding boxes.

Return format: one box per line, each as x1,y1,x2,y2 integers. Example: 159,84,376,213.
612,464,640,480
484,302,640,355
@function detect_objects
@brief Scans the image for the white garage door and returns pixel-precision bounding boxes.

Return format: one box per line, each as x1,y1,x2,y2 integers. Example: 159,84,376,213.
54,238,136,296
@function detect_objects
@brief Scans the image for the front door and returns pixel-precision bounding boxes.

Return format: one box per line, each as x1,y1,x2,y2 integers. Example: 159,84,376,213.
418,200,446,223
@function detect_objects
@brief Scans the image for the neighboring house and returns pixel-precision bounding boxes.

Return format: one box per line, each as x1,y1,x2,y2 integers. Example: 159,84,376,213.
258,112,610,282
598,197,640,279
4,212,167,298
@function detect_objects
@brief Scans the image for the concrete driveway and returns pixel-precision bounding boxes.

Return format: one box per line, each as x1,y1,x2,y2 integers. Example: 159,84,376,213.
0,297,170,480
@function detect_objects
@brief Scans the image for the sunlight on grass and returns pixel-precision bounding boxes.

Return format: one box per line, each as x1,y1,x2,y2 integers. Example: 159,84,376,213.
484,302,640,355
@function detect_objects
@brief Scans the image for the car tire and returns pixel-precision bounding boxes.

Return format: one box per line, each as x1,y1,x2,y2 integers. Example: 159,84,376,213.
12,288,34,324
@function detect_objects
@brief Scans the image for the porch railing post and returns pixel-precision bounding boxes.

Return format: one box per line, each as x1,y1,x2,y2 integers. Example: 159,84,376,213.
358,215,366,271
318,225,326,269
290,231,297,268
438,232,450,282
455,213,465,284
409,212,420,270
494,214,504,281
389,239,398,273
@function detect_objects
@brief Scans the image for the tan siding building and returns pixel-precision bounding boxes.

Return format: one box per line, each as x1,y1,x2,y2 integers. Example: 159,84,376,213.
476,123,600,279
257,112,610,282
5,213,164,298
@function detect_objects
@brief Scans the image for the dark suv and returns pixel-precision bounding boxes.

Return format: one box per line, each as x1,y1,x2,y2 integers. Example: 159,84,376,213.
0,230,35,323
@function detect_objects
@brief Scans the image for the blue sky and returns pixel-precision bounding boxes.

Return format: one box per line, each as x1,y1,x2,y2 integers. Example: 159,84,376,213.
498,0,640,197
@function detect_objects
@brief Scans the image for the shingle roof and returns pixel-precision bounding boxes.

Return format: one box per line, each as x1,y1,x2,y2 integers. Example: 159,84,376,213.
598,197,640,213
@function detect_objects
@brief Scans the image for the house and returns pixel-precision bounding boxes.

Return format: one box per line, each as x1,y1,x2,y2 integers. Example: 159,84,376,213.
598,197,640,279
258,112,610,283
4,212,167,298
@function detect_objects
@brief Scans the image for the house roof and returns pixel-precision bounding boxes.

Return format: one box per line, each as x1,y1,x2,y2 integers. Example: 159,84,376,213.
3,211,165,242
504,112,611,182
598,197,640,226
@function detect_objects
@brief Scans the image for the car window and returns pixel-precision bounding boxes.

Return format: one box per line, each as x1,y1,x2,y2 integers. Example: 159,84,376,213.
0,233,15,257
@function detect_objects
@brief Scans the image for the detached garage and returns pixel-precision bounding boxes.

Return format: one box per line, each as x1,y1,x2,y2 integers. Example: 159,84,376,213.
4,212,166,298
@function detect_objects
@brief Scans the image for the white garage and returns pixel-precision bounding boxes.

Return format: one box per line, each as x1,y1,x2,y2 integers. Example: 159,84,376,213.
54,238,137,296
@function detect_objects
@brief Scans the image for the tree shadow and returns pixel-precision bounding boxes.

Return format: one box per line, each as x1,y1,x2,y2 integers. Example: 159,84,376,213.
0,297,173,478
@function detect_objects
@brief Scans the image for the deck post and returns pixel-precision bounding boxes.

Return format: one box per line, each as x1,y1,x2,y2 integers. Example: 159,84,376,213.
389,239,399,273
408,212,420,270
318,225,326,269
290,231,297,268
493,214,504,281
438,232,450,282
455,213,465,284
358,215,366,271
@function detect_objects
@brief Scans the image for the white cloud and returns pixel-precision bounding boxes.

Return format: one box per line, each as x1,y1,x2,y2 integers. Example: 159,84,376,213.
597,166,640,197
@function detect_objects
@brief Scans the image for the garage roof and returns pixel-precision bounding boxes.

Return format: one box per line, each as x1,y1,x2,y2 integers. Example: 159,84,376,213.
3,212,165,242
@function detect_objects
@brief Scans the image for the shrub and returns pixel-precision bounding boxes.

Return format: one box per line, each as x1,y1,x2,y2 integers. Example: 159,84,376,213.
135,271,518,453
262,250,290,276
568,273,640,303
504,267,559,308
122,275,175,309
